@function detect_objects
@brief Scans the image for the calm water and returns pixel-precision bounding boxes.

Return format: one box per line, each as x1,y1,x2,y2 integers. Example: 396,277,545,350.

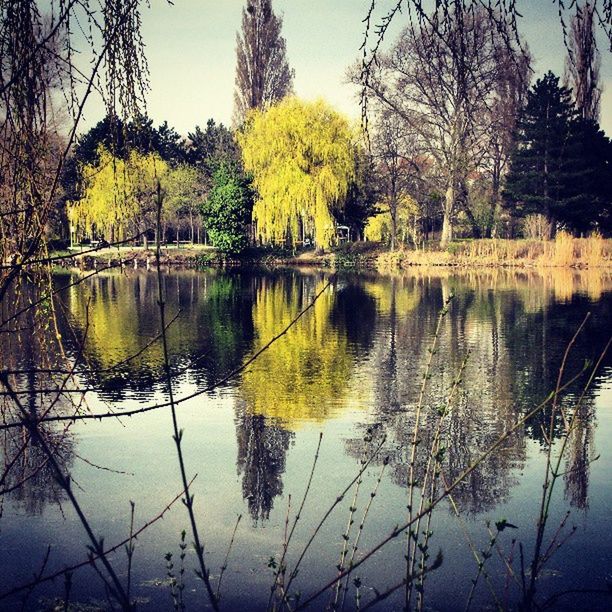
0,267,611,611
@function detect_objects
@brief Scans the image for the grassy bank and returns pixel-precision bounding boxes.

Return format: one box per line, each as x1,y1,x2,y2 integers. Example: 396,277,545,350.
59,232,612,271
375,232,612,270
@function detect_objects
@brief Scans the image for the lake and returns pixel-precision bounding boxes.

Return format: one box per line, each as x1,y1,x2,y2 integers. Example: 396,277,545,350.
0,266,610,611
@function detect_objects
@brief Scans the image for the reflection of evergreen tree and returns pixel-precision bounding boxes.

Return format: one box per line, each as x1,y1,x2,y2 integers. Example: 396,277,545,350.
234,403,293,523
330,279,377,357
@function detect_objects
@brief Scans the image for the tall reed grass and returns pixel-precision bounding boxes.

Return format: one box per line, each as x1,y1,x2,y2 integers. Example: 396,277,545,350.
376,233,611,270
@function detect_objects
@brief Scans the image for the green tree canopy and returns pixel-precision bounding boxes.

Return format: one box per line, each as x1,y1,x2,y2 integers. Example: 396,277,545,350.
238,97,355,250
201,163,253,254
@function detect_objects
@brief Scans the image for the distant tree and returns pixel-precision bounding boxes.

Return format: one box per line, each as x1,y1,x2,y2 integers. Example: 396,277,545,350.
156,121,187,165
238,98,355,250
341,146,379,241
364,193,420,247
187,119,240,181
359,7,526,246
564,1,601,122
201,163,253,254
164,165,205,243
233,0,294,125
371,111,422,250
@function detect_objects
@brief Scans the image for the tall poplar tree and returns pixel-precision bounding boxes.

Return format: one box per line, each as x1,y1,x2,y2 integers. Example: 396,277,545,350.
233,0,294,125
564,1,601,121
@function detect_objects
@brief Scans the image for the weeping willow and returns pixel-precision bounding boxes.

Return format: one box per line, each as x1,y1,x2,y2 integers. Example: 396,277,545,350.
68,146,168,242
240,277,354,426
238,97,356,250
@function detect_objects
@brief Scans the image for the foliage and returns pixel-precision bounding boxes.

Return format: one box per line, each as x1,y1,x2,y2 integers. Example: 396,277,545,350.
187,119,240,181
364,194,419,246
340,146,379,239
238,97,356,250
201,163,253,254
68,146,168,241
163,164,204,237
233,0,294,125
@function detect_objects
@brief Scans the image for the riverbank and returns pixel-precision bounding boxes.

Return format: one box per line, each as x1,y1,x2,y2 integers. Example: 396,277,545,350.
58,233,612,271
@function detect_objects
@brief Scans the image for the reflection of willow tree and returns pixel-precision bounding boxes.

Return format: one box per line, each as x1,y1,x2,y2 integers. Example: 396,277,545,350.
63,270,255,398
235,274,375,521
234,400,293,523
239,275,354,424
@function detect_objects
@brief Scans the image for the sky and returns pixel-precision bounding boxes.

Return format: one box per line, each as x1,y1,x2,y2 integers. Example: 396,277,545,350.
79,0,612,137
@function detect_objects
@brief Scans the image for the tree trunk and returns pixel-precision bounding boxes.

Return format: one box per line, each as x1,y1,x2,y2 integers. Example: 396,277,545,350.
440,183,455,247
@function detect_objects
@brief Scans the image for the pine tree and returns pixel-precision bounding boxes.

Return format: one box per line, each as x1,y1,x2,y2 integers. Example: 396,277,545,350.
233,0,294,125
504,72,577,236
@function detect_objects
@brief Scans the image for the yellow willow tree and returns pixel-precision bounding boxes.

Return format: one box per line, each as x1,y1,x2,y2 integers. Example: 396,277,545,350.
68,145,168,245
238,97,356,250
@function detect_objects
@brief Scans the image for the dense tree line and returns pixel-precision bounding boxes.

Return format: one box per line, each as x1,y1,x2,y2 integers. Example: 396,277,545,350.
57,0,612,256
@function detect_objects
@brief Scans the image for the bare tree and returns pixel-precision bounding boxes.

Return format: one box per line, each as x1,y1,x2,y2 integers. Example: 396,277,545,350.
371,110,421,250
359,7,526,246
564,1,602,121
233,0,294,126
480,43,531,237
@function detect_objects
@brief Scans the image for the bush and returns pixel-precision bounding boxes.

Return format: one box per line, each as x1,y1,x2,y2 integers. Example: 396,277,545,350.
201,163,253,255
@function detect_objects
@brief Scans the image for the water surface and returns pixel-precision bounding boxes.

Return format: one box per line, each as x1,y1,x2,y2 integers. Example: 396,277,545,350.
0,267,610,610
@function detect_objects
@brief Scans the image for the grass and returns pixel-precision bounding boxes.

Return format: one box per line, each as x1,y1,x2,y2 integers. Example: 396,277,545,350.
375,233,612,270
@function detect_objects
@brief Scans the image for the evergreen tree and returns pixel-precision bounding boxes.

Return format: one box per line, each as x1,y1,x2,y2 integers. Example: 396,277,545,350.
201,163,253,254
187,119,240,180
505,72,611,235
564,119,612,233
504,72,577,235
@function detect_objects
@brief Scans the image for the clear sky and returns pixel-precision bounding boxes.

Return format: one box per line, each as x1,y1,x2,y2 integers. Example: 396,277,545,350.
79,0,612,136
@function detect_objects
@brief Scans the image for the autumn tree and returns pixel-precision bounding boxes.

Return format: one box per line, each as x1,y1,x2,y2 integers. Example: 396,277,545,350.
564,1,602,121
233,0,294,125
238,97,355,250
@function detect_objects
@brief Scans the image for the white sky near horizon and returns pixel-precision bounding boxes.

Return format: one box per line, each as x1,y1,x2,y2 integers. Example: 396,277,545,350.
77,0,612,137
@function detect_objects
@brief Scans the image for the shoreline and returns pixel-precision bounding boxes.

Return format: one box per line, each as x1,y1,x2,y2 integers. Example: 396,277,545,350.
55,237,612,272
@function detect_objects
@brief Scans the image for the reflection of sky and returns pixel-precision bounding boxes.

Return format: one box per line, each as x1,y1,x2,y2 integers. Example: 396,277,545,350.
75,0,612,135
